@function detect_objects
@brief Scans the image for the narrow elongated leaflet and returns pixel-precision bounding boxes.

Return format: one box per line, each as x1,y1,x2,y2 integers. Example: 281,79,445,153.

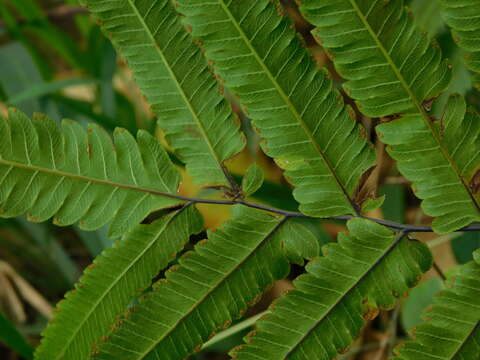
232,218,432,360
82,0,245,187
300,0,480,233
176,0,375,217
35,205,203,360
394,250,480,360
441,0,480,87
0,109,181,237
93,206,290,360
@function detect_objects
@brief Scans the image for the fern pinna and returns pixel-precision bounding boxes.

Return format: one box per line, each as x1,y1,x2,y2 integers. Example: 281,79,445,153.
0,0,478,359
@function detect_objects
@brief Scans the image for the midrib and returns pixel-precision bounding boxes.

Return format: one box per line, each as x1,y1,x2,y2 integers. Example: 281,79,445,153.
125,0,229,186
348,0,480,213
285,231,405,357
137,217,288,359
218,0,357,214
0,158,177,200
50,207,189,360
450,321,480,359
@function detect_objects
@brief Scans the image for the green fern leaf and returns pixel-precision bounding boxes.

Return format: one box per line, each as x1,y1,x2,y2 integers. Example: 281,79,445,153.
82,0,245,188
242,163,264,197
377,95,480,233
93,206,290,360
441,0,480,88
0,109,181,237
176,0,375,217
35,205,203,360
394,251,480,360
231,218,432,360
299,0,451,117
300,0,480,233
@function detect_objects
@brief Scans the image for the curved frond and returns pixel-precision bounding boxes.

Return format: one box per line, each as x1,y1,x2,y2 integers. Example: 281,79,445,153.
0,109,181,237
377,95,480,233
93,206,290,360
300,0,480,233
232,218,432,360
394,251,480,360
82,0,245,188
441,0,480,88
176,0,375,217
35,205,203,360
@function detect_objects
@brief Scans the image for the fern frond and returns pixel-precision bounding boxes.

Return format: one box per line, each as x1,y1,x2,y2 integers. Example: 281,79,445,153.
300,0,480,233
231,219,432,360
82,0,245,188
0,109,181,237
394,251,480,360
175,0,375,217
93,206,290,360
35,205,203,360
441,0,480,88
377,95,480,233
299,0,451,117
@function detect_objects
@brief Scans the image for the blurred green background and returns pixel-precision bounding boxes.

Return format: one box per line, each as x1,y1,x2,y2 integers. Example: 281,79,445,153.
0,0,479,359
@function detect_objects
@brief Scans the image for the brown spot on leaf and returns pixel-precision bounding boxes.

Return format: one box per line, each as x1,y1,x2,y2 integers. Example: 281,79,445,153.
247,293,263,307
422,98,435,112
363,306,379,321
222,320,232,329
470,170,480,194
379,114,400,123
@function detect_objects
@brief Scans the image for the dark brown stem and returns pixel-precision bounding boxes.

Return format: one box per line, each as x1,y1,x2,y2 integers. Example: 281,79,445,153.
164,194,480,233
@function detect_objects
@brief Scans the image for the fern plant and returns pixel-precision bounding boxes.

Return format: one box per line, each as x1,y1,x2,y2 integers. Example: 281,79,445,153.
1,0,479,359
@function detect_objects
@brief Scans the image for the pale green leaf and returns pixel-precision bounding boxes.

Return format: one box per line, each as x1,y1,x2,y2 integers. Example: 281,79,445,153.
394,253,480,360
93,206,290,360
300,0,451,117
411,0,445,38
242,163,264,197
377,95,480,233
441,0,480,88
361,195,385,212
0,42,43,115
283,221,320,266
35,205,203,360
232,218,432,360
401,278,443,330
0,109,181,237
176,0,376,217
9,78,99,107
300,0,480,233
82,0,245,188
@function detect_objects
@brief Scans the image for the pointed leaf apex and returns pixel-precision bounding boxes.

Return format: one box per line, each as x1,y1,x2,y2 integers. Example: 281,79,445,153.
242,163,264,197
